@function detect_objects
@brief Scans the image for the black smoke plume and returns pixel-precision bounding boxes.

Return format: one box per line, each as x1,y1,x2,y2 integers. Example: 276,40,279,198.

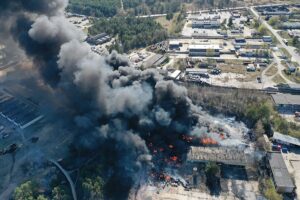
0,1,247,199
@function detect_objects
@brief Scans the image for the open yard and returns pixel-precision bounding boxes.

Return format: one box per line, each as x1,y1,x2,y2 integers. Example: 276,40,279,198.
272,74,286,84
155,12,185,35
218,63,263,82
264,64,278,77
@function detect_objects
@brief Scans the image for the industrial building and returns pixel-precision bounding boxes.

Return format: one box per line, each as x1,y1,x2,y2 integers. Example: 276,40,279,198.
262,36,272,43
187,146,254,166
268,152,295,193
237,49,269,58
188,44,220,57
288,30,300,38
281,22,300,30
271,93,300,113
277,84,300,94
0,90,43,129
143,54,167,68
86,33,111,45
256,5,290,16
234,39,268,49
186,68,208,75
168,70,182,80
169,41,182,50
272,132,300,148
191,20,220,29
234,38,247,46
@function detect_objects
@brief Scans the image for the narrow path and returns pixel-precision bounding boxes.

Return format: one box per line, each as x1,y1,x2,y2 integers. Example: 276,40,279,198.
49,159,77,200
273,53,294,84
120,0,124,11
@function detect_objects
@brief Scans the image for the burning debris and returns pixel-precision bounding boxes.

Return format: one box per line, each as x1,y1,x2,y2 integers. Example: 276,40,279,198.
0,1,250,199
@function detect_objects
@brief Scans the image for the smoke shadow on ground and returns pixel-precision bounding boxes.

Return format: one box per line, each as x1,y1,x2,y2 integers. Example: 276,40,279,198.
221,165,248,181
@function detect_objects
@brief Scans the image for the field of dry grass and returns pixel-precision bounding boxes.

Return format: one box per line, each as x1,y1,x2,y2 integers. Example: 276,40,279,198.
265,64,278,77
272,74,286,84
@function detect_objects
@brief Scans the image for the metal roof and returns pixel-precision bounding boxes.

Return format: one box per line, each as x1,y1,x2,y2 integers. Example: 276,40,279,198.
187,146,254,166
268,152,295,189
272,132,300,147
169,70,181,79
271,93,300,105
143,54,164,68
189,44,220,50
186,68,208,73
192,20,220,25
288,84,300,90
169,41,181,45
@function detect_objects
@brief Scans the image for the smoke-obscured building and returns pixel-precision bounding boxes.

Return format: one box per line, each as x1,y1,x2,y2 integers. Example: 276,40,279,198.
0,90,43,129
86,33,111,45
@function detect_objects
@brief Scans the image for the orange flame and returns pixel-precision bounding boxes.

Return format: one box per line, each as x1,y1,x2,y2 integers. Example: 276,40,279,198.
201,137,218,145
170,156,178,162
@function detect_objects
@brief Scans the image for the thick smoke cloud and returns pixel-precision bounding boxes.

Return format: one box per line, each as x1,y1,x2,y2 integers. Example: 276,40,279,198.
0,0,68,15
0,1,249,199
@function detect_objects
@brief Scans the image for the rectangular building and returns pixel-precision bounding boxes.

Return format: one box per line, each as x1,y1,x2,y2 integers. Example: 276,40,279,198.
189,44,220,57
187,146,254,166
169,41,182,50
263,36,273,43
0,90,43,129
86,33,111,45
281,22,300,30
186,68,208,75
168,70,181,80
272,132,300,147
271,93,300,113
192,20,220,29
268,152,295,193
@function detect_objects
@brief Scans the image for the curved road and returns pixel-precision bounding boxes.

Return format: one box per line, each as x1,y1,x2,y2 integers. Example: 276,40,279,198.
49,159,77,200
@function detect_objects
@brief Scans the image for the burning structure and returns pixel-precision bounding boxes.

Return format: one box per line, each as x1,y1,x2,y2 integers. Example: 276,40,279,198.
187,146,255,166
0,1,255,199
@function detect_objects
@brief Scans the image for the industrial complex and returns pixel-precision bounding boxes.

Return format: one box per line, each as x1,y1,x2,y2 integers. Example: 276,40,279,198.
1,1,300,200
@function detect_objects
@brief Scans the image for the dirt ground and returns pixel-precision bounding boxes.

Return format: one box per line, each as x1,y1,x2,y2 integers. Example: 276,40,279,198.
135,180,261,200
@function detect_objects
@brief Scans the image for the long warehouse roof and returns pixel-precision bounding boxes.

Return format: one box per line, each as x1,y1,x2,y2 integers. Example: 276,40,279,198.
268,152,295,189
189,44,220,50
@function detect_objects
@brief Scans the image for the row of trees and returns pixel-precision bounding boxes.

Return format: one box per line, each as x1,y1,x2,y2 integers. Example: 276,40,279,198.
68,0,237,18
13,181,71,200
68,0,184,17
89,17,168,52
124,0,182,16
13,169,105,200
67,0,120,17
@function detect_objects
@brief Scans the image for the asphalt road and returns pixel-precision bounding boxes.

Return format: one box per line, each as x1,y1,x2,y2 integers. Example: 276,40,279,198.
49,159,77,200
250,6,300,67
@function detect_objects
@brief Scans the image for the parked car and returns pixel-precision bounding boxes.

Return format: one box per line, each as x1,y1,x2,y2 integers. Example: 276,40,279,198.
257,76,262,83
211,68,222,75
